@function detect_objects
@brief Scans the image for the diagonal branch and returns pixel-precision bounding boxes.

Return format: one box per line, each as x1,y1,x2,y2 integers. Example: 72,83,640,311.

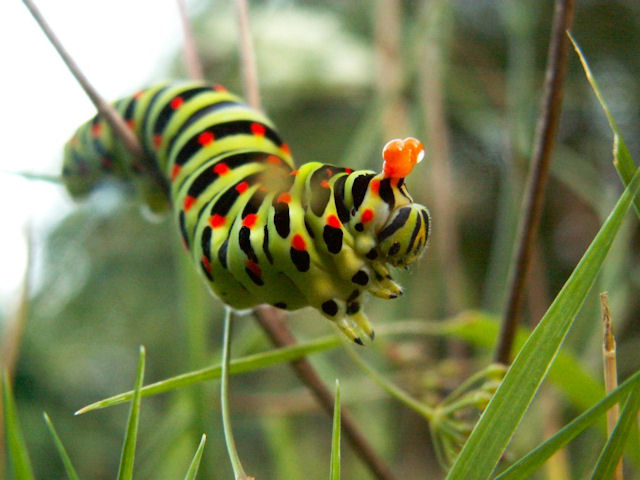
494,0,575,364
23,0,169,197
253,307,399,480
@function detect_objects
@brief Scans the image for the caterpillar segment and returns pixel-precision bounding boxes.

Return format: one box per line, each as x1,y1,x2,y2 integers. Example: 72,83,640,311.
62,81,431,344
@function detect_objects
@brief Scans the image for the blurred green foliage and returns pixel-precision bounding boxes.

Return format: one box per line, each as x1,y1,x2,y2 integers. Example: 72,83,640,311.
3,0,640,478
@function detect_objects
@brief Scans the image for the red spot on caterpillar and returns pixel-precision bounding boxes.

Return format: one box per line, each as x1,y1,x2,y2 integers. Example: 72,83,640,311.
213,84,227,92
370,178,380,195
91,123,102,137
290,169,298,176
170,96,184,109
281,143,291,155
291,234,306,251
245,259,262,277
198,131,215,146
345,168,353,174
327,214,341,229
184,195,196,211
171,164,181,180
361,209,374,224
326,168,333,177
209,214,225,228
267,155,281,164
277,192,291,204
153,134,163,148
126,119,135,130
133,90,144,99
251,123,266,136
235,181,249,194
242,213,258,228
320,180,330,189
213,162,229,175
202,255,212,273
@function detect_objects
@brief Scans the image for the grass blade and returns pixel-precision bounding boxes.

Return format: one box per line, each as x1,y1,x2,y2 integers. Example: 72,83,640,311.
496,369,640,479
117,345,146,480
330,380,341,480
183,434,207,480
76,334,342,414
2,370,35,480
446,165,640,480
43,412,80,480
569,32,640,217
590,385,640,480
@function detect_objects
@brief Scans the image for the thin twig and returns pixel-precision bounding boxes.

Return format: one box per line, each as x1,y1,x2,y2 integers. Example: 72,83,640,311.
600,292,623,480
22,0,169,197
253,306,399,480
234,0,261,110
494,0,575,364
176,0,204,81
418,0,465,314
374,0,408,137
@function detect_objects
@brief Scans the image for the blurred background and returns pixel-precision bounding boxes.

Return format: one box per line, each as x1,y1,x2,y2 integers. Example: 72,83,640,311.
1,0,640,478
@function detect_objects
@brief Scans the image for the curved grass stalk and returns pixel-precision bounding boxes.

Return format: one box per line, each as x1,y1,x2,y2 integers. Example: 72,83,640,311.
220,307,253,480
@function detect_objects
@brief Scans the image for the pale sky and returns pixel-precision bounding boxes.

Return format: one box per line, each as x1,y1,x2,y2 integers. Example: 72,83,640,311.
0,0,187,319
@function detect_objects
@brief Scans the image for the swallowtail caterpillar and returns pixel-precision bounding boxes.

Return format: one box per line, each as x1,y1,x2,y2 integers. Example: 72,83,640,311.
63,81,431,343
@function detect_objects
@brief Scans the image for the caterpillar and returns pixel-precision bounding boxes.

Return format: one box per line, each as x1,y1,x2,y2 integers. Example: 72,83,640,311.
62,81,431,344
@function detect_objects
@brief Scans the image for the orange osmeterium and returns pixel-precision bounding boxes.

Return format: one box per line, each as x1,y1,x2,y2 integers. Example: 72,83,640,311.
382,137,425,179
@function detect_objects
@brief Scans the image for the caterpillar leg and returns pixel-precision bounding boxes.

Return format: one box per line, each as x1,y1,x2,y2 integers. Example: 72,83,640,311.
336,316,364,345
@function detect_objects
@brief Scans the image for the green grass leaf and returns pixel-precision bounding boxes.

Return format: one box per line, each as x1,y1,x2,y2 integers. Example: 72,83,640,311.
117,345,146,480
330,380,341,480
43,412,80,480
183,434,207,480
446,165,640,480
2,370,35,480
496,369,640,479
590,385,640,480
76,334,341,414
569,32,640,217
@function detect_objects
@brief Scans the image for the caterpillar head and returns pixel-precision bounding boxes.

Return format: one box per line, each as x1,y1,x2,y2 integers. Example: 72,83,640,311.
377,204,431,267
377,137,430,267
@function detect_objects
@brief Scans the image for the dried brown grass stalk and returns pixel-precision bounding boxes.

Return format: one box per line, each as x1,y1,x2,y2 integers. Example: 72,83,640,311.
601,292,623,480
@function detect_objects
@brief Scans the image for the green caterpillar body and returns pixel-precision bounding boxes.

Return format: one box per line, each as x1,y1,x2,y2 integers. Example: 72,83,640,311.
62,81,431,342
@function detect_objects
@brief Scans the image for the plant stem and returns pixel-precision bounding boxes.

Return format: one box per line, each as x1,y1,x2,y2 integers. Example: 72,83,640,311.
494,0,575,364
600,292,623,480
221,307,253,480
22,0,169,197
234,0,261,111
253,306,399,480
176,0,204,81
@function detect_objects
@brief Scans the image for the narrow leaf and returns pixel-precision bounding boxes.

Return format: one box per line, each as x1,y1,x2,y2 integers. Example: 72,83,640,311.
183,434,207,480
43,412,80,480
330,380,341,480
2,370,35,479
590,385,640,480
569,32,640,217
496,369,640,479
76,334,341,414
446,166,640,480
117,345,146,480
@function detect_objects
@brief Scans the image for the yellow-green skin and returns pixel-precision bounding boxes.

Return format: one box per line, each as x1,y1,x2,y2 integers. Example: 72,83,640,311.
62,81,431,342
